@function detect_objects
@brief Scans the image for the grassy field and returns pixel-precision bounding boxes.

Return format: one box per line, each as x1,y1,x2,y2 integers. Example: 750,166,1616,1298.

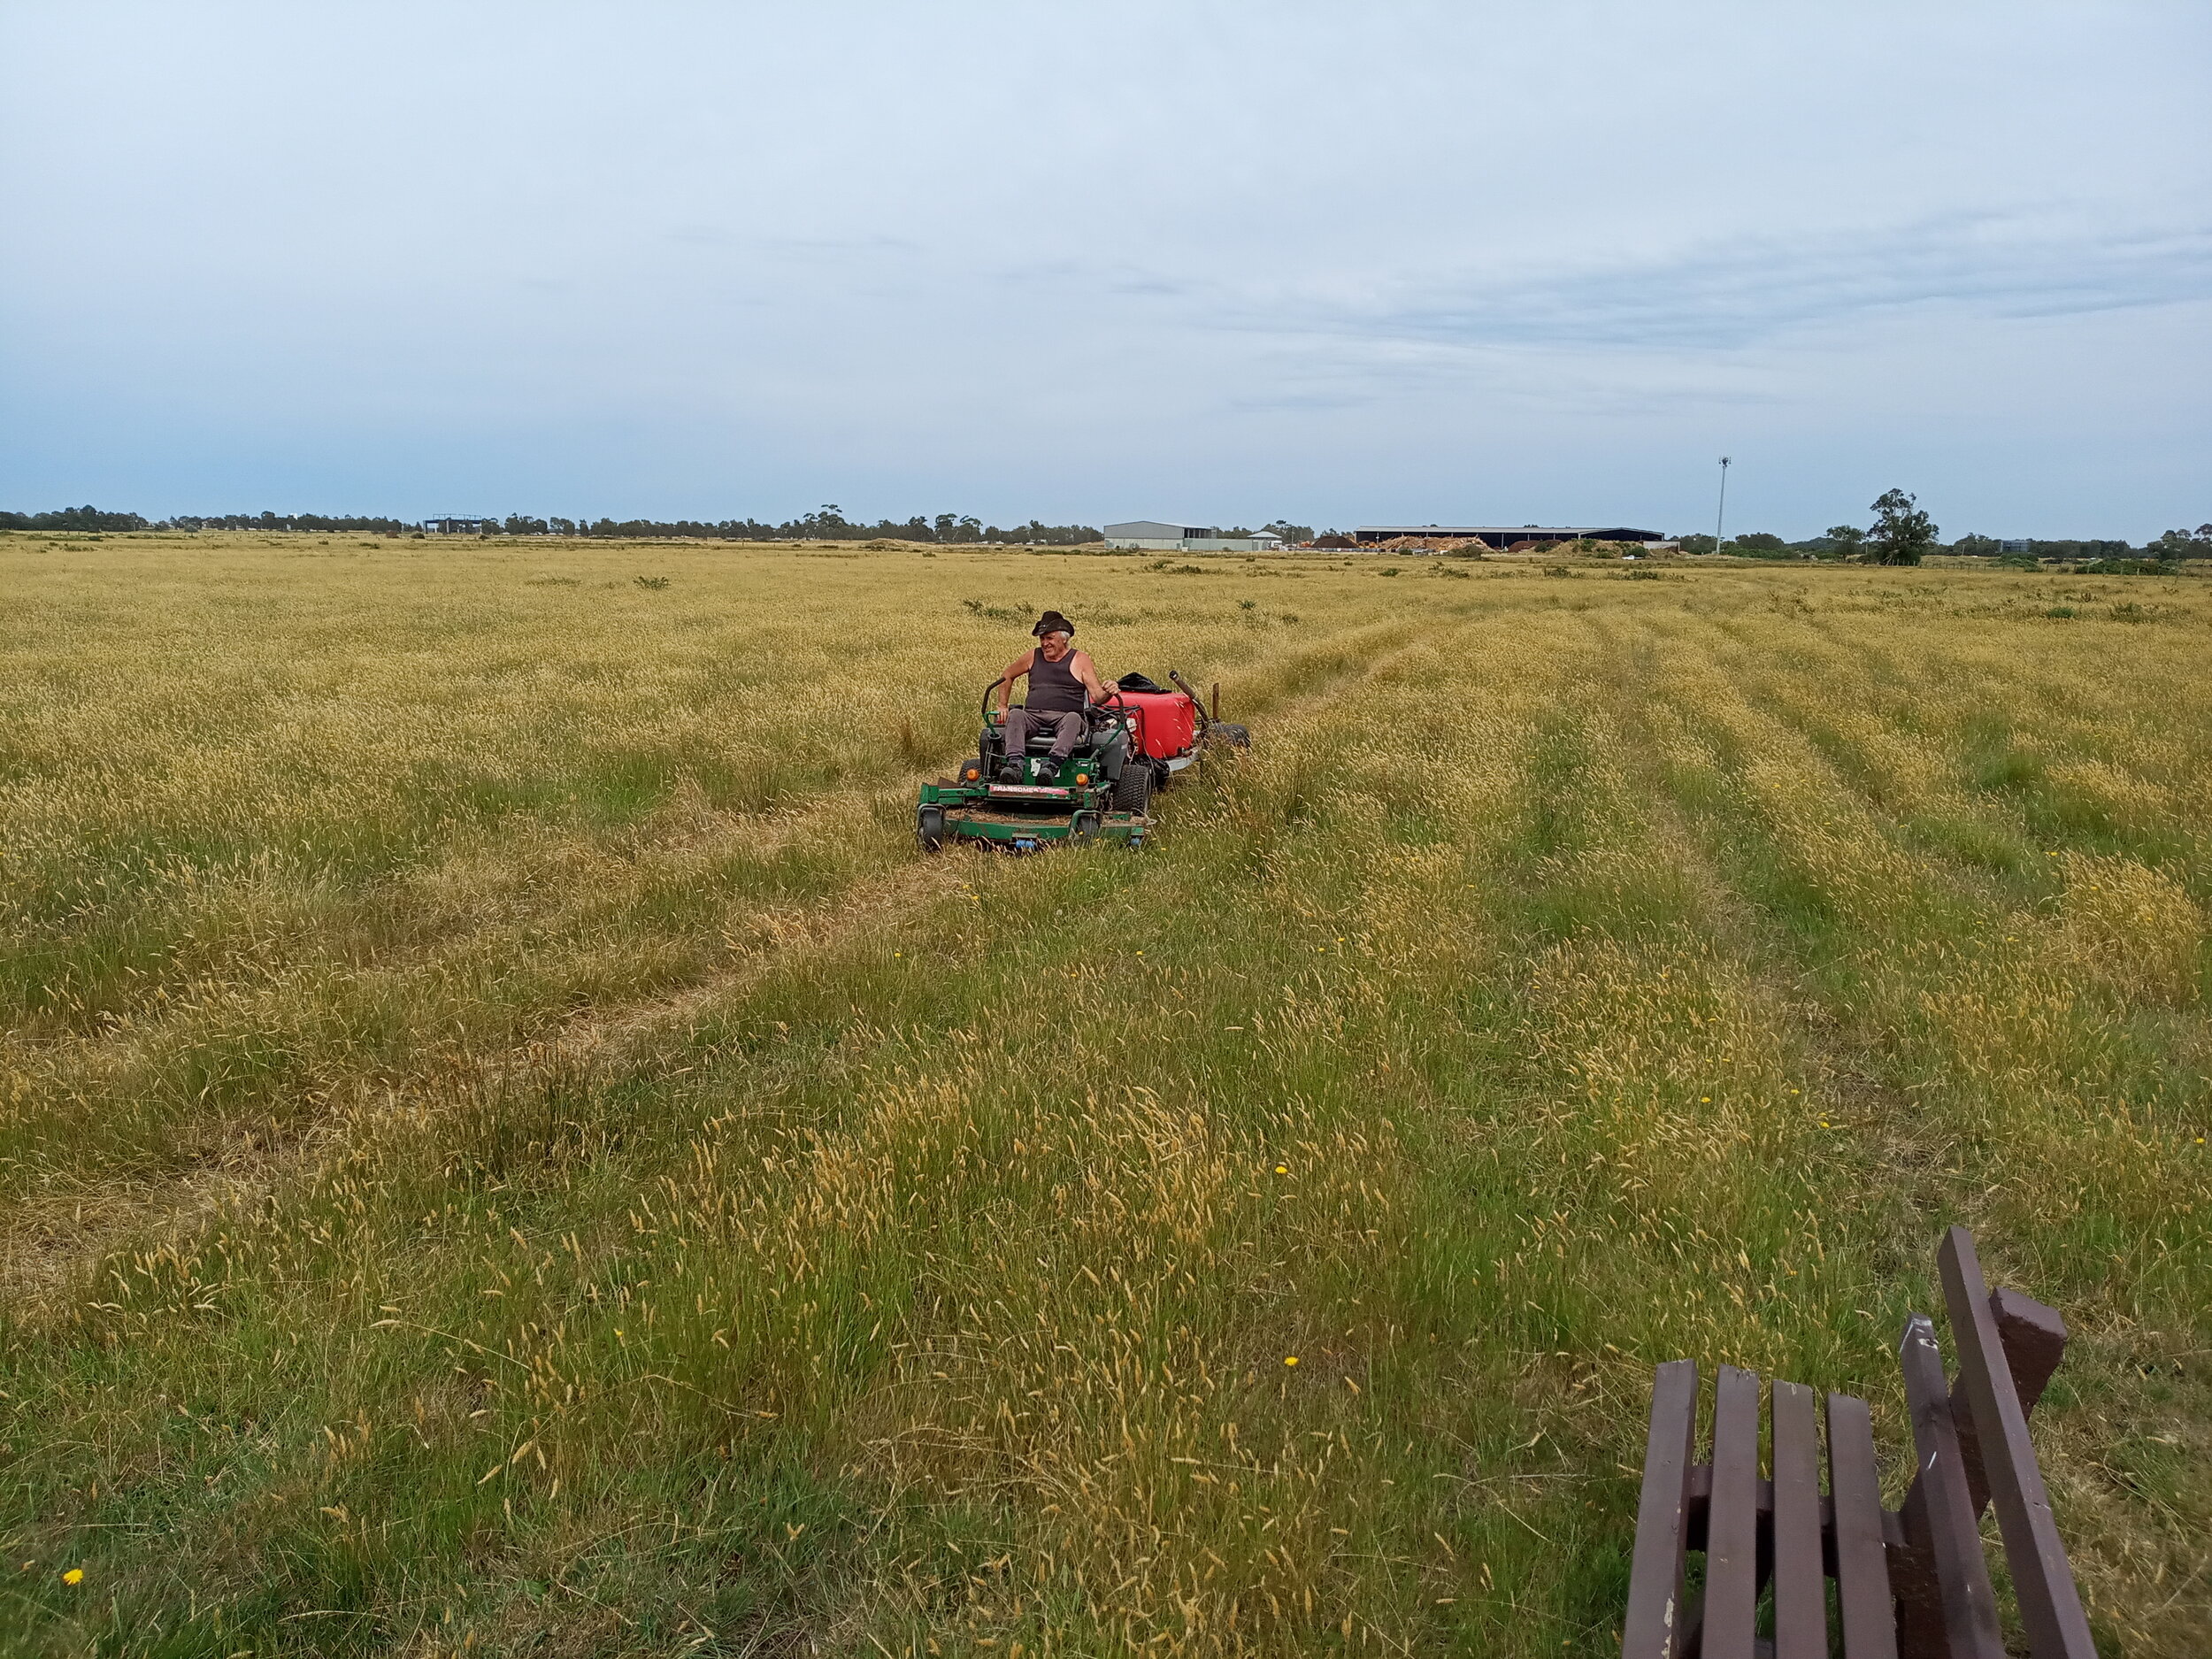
1,533,2207,1657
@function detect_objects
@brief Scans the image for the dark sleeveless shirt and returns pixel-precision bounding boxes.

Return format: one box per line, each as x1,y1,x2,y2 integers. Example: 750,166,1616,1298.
1025,645,1086,713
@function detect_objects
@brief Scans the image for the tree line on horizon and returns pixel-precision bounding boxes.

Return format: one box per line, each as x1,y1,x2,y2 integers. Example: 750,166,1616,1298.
4,499,2206,561
1670,489,2211,566
0,503,1108,544
498,506,1110,544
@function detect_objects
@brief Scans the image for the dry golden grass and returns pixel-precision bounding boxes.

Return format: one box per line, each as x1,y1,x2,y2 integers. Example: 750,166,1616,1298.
0,534,2206,1655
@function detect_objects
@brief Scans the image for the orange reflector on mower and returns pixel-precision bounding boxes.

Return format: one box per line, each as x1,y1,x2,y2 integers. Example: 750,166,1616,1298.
964,766,979,780
1074,772,1090,785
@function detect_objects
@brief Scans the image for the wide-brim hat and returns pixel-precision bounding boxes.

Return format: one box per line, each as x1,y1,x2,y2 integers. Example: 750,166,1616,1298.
1033,610,1075,637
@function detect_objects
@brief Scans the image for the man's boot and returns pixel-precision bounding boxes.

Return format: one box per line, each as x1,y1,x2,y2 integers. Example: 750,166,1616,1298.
996,758,1024,783
1036,757,1060,784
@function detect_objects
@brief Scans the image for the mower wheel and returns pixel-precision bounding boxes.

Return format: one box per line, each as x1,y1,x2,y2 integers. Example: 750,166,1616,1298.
1112,757,1153,816
1070,810,1102,841
916,804,948,852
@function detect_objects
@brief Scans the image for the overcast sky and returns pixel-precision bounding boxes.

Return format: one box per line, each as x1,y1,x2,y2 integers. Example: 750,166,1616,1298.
4,1,2207,538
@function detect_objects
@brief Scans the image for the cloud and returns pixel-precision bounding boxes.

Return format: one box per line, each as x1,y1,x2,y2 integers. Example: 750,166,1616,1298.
2,1,2208,534
1237,218,2212,355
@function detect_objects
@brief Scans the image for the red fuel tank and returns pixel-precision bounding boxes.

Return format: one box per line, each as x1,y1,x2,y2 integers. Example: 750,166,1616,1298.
1116,689,1198,759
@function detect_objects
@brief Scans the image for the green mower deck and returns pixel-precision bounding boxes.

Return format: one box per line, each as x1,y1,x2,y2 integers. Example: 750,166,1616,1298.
916,780,1148,851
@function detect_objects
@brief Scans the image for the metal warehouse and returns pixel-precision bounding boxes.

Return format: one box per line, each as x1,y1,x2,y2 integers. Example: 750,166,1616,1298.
1354,525,1663,548
1105,520,1285,552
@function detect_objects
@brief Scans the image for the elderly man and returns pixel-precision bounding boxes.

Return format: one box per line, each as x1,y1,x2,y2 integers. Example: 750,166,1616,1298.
994,610,1110,782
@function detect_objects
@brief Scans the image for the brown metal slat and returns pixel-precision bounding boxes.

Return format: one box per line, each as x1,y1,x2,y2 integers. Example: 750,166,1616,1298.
1825,1393,1897,1659
1952,1286,2068,1517
1703,1364,1763,1659
1892,1281,2070,1656
1938,1228,2097,1659
1768,1379,1827,1659
1682,1465,1834,1550
1899,1313,2005,1659
1625,1360,1700,1659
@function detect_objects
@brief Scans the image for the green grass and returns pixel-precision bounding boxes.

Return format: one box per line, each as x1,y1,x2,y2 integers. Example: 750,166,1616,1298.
0,539,2206,1655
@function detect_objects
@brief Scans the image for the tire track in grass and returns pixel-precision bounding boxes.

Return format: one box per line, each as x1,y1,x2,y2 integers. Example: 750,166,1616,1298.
1732,613,2201,894
373,618,1427,1080
793,608,1611,1655
0,620,1432,1315
0,781,961,1308
1640,608,2212,1656
1313,604,1900,1652
1613,611,1954,1305
0,555,1402,1180
0,618,1466,1656
1499,611,1916,1362
1491,600,2192,1651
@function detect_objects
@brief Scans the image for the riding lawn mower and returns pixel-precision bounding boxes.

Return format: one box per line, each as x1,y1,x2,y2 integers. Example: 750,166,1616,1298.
916,670,1248,851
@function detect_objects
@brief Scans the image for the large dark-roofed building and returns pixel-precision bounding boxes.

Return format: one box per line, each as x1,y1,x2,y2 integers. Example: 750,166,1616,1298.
1354,525,1663,548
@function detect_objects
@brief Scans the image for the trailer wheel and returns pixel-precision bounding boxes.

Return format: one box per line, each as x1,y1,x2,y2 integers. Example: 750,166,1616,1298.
917,804,948,851
1209,722,1250,749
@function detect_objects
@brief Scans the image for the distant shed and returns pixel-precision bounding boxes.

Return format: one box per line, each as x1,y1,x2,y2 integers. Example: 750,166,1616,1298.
1354,525,1663,549
1106,519,1284,552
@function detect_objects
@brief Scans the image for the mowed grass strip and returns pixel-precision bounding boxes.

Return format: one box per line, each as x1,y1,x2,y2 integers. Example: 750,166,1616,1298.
0,541,1402,1275
0,540,2205,1655
1631,609,2209,1655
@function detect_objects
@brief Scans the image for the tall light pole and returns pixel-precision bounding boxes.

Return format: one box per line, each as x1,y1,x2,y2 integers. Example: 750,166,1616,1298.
1714,456,1731,553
